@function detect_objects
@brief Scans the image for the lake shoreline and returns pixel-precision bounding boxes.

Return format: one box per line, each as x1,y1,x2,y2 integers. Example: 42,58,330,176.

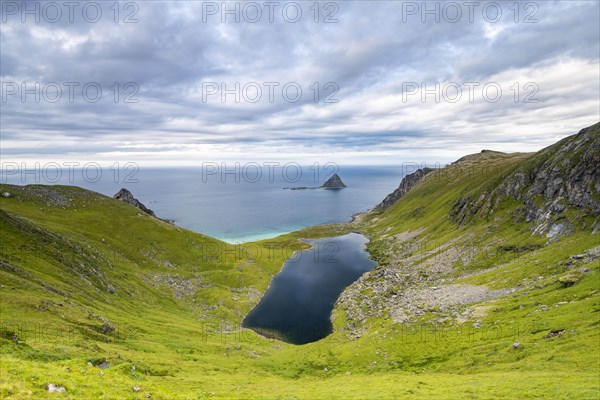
242,233,377,345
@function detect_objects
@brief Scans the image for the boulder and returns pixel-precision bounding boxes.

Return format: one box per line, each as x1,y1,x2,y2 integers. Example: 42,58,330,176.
48,384,67,393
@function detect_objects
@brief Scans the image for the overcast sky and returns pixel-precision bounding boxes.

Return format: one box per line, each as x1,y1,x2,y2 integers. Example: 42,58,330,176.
1,0,599,166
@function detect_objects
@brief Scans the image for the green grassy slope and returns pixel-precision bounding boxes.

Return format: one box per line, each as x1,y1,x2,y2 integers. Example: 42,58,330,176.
1,124,599,399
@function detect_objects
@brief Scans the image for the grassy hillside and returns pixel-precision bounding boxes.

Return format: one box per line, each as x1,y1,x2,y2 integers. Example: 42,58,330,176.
1,124,599,399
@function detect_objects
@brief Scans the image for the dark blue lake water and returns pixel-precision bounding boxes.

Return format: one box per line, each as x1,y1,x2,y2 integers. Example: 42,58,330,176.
242,233,377,344
1,165,404,242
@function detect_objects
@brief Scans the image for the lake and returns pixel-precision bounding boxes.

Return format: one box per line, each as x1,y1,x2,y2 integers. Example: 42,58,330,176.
242,233,377,344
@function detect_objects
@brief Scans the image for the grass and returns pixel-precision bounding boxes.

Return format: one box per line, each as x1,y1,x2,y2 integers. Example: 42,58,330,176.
1,126,599,399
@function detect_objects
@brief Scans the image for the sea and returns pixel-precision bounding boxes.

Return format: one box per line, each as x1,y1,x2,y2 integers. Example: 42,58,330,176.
1,165,406,243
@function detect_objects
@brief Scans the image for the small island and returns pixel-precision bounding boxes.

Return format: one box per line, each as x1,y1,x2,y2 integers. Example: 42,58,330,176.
321,173,347,189
284,173,347,190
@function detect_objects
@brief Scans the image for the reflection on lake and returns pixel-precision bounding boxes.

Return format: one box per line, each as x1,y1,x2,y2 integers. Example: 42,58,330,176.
242,233,377,344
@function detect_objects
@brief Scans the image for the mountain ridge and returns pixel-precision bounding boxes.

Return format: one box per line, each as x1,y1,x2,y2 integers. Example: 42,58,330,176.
0,123,598,399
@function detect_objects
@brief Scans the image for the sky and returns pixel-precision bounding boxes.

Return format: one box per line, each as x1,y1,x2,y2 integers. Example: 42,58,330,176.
1,0,599,167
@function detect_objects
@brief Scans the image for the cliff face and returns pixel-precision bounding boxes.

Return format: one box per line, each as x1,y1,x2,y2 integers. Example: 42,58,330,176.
113,188,156,217
451,122,600,237
376,168,435,210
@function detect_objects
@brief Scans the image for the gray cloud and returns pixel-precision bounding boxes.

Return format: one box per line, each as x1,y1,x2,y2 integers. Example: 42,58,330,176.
1,0,599,165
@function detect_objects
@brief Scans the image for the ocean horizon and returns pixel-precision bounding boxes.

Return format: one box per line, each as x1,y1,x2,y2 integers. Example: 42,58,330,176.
1,165,408,243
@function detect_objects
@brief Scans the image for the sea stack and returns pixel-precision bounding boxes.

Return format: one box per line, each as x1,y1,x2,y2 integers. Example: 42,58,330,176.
321,173,347,189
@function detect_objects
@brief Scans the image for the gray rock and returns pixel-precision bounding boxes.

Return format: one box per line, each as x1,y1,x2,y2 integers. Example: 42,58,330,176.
113,188,156,217
592,219,600,234
451,122,600,235
99,323,114,334
546,223,567,239
1,192,12,198
376,168,435,210
48,384,67,393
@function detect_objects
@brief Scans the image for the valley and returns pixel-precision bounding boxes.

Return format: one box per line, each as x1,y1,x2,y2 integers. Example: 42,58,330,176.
0,123,599,399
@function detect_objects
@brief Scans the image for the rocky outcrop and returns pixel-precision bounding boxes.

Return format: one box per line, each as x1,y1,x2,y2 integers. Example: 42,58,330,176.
376,168,435,210
113,189,156,217
321,174,346,188
503,123,600,213
337,123,599,340
451,122,600,237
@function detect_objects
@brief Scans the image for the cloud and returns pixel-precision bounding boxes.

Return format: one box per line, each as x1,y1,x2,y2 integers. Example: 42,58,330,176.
1,0,599,166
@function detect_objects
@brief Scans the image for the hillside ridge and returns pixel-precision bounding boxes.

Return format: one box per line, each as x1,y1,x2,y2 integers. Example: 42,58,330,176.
1,123,599,399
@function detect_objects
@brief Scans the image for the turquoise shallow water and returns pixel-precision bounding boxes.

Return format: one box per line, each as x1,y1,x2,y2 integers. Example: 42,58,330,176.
1,166,405,242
